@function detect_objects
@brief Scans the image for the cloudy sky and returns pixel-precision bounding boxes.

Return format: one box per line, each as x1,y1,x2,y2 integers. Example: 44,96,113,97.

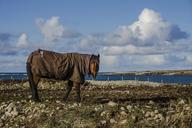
0,0,192,72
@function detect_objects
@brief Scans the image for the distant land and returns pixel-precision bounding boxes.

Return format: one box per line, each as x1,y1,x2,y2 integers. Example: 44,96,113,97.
1,70,192,76
99,70,192,76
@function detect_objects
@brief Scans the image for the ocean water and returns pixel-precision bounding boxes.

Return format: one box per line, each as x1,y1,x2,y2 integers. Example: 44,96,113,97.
0,73,192,84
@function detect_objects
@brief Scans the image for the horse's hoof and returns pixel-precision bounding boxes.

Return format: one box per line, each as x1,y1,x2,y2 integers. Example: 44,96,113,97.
76,99,81,103
33,98,41,102
63,98,68,102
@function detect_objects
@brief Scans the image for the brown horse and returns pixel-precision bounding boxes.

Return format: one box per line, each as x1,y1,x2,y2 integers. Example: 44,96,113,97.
26,49,100,102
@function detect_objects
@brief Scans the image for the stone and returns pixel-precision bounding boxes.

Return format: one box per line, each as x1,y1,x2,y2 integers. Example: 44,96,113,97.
185,106,190,111
23,82,29,87
145,111,151,118
157,114,164,121
108,101,117,107
149,100,154,105
110,118,116,124
131,115,136,120
100,111,106,117
120,111,127,116
40,104,46,108
150,112,155,117
154,110,159,114
56,100,61,104
120,107,125,111
100,120,106,125
178,99,185,105
126,105,132,111
5,112,12,117
6,103,15,112
11,109,19,117
120,119,127,124
73,103,78,107
1,115,6,121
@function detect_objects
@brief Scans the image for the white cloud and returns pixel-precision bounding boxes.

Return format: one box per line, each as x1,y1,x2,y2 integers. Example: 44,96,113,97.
101,8,188,55
185,55,192,65
36,16,80,42
137,55,166,65
67,8,190,71
101,55,117,66
102,45,169,55
16,33,29,48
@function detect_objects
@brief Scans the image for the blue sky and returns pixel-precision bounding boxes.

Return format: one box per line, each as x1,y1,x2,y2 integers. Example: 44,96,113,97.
0,0,192,72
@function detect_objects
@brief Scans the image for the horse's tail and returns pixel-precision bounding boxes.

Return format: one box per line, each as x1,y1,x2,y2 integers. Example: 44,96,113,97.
26,53,34,86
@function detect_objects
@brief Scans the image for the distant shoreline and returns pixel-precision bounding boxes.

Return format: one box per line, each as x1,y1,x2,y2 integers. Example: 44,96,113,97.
99,69,192,76
1,69,192,76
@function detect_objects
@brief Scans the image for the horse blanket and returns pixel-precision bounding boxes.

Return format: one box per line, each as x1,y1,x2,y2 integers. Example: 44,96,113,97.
27,49,91,83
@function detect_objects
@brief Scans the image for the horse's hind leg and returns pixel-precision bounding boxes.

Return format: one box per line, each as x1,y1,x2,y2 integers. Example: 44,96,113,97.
74,82,81,103
31,75,40,101
63,80,73,102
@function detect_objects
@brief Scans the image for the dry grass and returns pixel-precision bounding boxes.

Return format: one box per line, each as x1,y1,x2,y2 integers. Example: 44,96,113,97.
0,80,192,127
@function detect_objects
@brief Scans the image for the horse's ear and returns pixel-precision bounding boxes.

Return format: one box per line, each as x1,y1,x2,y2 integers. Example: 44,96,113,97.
98,54,100,58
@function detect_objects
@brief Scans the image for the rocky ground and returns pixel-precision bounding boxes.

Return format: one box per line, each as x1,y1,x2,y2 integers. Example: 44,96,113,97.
0,79,192,128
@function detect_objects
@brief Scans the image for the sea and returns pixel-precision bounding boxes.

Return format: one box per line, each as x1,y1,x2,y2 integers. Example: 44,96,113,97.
0,73,192,84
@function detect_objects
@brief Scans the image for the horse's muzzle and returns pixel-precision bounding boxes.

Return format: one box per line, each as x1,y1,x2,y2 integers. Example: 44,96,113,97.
92,73,97,80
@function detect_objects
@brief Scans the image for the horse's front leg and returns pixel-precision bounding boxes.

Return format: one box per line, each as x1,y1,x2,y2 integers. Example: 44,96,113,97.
74,82,81,103
30,75,40,102
63,80,73,102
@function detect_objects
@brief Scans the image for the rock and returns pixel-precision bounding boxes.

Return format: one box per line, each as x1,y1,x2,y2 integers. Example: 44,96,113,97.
21,100,27,103
5,111,12,117
154,110,159,114
147,117,153,121
154,114,159,120
40,104,46,108
125,90,130,94
11,109,19,117
185,106,190,111
28,95,32,99
178,99,185,105
56,100,61,104
23,82,29,87
131,115,136,121
110,118,117,124
155,119,160,123
73,103,78,107
145,111,151,118
120,111,127,116
120,119,127,124
6,103,15,112
108,101,117,107
157,114,164,121
100,111,106,117
126,105,132,111
149,100,154,105
120,107,125,111
145,105,151,108
1,115,6,121
100,120,106,125
150,112,155,117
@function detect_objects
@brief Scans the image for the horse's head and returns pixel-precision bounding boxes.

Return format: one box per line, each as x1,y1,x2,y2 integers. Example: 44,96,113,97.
90,54,100,80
